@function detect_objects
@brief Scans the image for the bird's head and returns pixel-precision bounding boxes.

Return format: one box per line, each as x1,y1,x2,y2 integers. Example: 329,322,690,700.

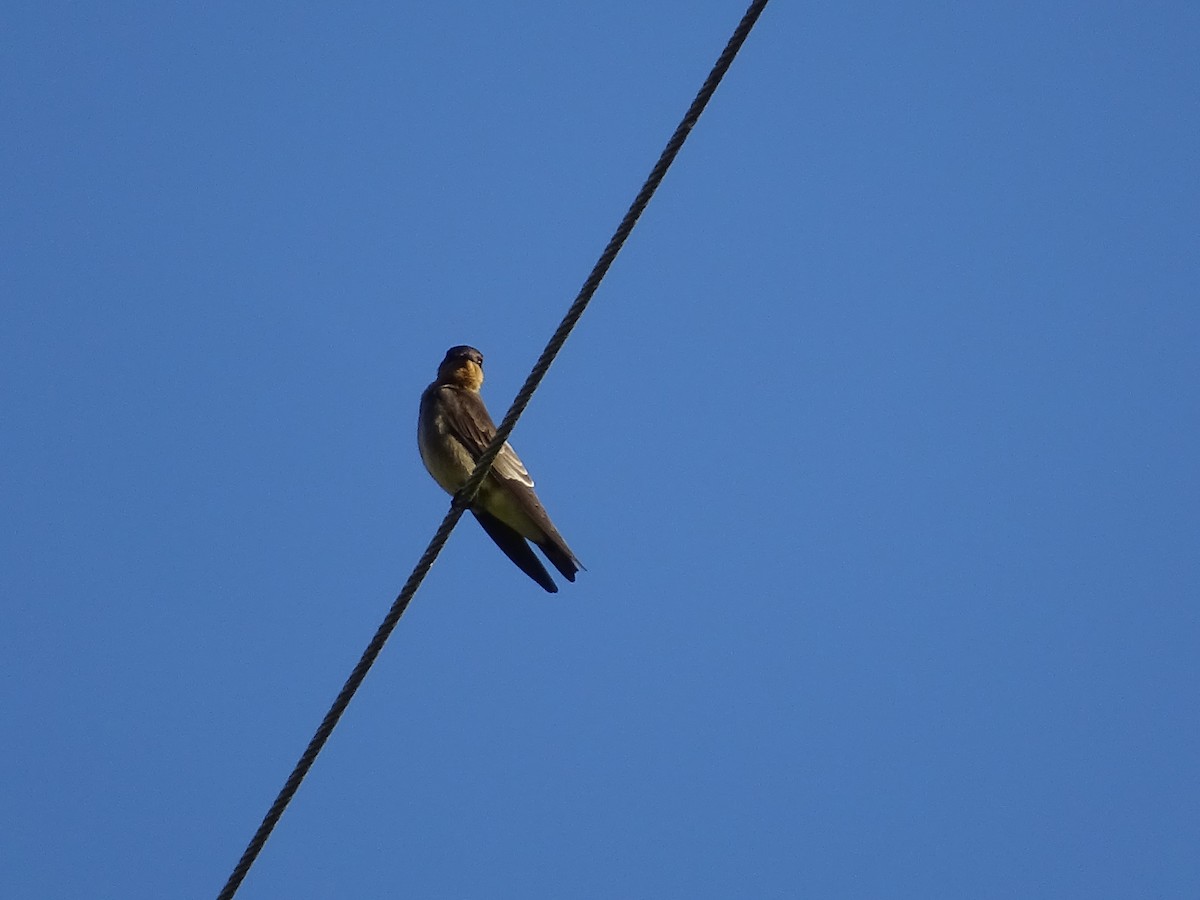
437,345,485,390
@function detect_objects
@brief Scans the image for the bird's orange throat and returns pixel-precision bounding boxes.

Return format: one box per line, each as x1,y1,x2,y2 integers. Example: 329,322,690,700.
440,359,484,391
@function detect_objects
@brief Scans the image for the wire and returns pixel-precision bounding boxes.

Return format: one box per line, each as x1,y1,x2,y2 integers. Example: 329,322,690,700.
215,2,770,896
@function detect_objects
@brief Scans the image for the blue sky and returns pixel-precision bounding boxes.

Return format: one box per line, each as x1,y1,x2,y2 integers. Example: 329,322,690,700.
3,2,1198,897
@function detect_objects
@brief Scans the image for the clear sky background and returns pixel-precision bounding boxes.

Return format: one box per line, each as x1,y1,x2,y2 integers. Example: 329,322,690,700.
3,2,1198,898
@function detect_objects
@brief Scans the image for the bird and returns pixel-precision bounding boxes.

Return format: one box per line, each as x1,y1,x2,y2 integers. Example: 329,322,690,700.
417,345,583,592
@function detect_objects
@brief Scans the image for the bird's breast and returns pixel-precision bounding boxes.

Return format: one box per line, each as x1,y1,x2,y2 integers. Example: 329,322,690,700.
418,390,476,495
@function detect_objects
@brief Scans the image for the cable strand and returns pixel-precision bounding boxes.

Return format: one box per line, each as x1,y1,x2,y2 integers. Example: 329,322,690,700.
461,0,770,502
215,2,768,896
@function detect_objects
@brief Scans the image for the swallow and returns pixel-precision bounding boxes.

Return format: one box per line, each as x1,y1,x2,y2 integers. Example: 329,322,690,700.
418,345,583,593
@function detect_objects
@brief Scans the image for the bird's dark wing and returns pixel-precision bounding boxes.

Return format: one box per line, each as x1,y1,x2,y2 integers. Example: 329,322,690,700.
472,509,558,593
531,531,582,584
439,388,532,486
